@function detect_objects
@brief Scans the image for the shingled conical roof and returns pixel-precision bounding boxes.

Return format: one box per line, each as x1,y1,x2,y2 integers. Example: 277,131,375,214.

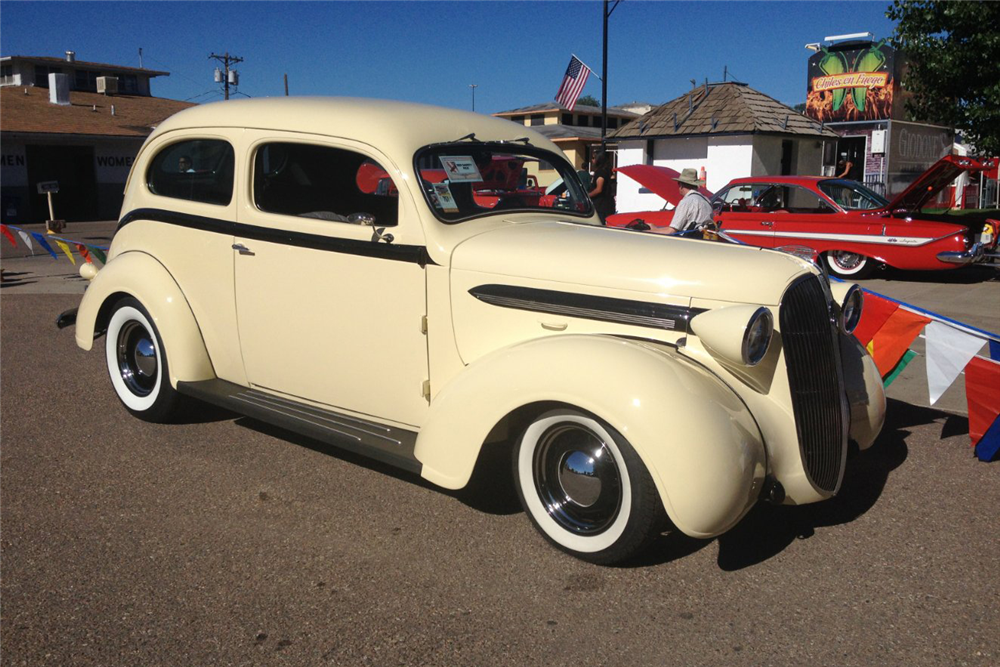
610,82,836,140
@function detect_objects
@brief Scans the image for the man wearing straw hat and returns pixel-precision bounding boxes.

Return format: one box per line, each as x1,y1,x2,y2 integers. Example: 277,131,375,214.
665,167,713,235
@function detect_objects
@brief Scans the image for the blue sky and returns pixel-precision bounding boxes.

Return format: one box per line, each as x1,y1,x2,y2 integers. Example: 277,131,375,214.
1,1,898,112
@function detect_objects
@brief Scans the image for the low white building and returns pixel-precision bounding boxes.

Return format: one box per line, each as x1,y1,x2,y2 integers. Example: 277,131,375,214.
611,82,838,213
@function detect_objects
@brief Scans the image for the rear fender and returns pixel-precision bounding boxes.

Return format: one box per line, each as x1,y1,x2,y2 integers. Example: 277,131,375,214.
417,335,766,538
75,251,214,387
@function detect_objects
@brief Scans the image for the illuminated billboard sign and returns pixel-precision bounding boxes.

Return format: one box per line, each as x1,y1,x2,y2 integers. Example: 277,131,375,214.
806,40,897,123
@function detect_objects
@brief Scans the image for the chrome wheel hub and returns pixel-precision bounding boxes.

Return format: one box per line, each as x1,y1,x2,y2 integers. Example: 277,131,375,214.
116,321,158,397
533,423,622,535
831,251,864,270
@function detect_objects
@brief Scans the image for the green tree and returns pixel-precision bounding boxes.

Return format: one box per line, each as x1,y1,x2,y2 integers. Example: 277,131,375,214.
887,0,1000,155
577,94,600,107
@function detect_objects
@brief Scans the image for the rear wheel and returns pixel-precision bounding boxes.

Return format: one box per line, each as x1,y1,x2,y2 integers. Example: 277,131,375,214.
513,409,663,565
105,297,183,423
825,250,875,279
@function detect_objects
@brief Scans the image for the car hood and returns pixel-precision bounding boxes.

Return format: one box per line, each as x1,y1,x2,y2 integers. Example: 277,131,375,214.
886,155,998,212
450,220,812,306
616,165,714,206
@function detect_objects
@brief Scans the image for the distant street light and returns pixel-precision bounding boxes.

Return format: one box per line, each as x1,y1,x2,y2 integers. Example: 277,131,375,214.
470,83,478,112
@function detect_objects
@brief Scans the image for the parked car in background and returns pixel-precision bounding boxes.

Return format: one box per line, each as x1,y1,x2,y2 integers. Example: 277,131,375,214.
609,156,999,278
62,97,885,565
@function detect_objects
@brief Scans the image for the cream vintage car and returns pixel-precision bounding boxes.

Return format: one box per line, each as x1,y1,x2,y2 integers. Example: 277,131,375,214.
64,97,886,564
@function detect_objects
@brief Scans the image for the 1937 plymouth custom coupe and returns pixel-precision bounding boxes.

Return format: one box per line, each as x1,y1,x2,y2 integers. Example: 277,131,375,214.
64,98,886,564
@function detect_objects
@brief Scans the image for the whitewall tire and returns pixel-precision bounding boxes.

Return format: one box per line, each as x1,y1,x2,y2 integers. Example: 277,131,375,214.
105,297,181,422
825,251,875,279
514,409,663,564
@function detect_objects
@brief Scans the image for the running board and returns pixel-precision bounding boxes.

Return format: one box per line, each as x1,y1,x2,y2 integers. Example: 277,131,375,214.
176,379,421,475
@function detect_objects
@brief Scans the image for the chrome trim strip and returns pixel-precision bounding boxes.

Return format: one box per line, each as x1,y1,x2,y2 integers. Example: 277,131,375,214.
469,284,703,333
729,228,936,247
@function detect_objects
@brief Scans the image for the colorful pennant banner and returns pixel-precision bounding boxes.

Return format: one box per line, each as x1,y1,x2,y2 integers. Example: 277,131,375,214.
853,287,1000,462
0,224,109,265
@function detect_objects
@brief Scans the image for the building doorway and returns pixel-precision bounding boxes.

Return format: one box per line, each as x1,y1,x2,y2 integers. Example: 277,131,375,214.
26,145,98,222
836,136,866,182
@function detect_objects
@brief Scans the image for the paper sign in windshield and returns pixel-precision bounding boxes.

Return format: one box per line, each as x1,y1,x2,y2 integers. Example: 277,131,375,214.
431,183,459,212
439,156,482,182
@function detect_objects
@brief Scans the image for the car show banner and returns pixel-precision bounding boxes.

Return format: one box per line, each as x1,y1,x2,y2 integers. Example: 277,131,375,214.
806,40,897,123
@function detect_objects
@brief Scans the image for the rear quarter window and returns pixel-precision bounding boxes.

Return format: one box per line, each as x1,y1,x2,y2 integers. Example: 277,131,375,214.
146,139,235,206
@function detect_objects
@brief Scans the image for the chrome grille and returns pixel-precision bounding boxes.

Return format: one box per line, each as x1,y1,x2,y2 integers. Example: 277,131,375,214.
779,276,846,493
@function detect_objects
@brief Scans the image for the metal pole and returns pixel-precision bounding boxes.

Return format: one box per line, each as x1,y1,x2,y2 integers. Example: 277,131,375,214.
470,84,478,111
601,0,608,150
284,74,289,96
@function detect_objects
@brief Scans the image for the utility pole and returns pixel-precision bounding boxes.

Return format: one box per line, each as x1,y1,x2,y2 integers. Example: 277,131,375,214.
469,83,478,111
601,0,622,150
209,52,244,100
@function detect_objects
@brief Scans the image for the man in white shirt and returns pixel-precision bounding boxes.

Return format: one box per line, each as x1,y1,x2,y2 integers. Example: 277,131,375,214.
665,168,713,235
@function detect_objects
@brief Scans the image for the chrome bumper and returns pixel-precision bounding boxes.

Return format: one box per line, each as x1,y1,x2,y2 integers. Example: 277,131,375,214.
937,243,989,265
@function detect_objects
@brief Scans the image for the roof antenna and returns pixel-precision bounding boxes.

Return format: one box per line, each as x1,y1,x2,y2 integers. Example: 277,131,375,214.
723,65,728,82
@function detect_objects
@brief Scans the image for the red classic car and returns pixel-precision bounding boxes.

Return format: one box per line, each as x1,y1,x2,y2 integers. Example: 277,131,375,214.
608,156,999,278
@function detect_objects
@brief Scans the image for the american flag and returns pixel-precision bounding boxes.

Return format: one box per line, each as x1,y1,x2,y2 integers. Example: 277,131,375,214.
555,55,592,111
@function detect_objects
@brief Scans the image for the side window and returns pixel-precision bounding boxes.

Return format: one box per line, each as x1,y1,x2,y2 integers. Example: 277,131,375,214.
786,186,835,214
253,143,398,227
718,184,757,212
756,185,790,212
147,139,235,206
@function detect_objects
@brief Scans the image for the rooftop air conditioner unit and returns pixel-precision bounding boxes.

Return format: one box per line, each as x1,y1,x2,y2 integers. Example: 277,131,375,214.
97,76,118,95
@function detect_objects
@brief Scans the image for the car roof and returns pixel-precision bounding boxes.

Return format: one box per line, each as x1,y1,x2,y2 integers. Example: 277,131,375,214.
150,96,563,164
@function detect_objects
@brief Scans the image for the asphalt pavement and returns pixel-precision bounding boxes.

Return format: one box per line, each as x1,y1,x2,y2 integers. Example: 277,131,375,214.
1,223,999,665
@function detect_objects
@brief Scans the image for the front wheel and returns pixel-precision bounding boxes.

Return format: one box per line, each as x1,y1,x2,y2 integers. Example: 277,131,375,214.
513,409,663,565
825,250,875,279
105,297,183,423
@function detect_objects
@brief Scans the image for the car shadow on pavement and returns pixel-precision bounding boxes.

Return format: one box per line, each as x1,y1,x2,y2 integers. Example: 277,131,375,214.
709,397,963,571
873,265,1000,285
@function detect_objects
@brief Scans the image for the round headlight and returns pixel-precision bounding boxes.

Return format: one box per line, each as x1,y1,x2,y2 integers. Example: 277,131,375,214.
742,307,773,366
840,284,864,334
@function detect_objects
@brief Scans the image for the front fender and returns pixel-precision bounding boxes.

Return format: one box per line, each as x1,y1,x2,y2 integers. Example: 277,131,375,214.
75,251,214,387
417,335,766,539
840,333,886,450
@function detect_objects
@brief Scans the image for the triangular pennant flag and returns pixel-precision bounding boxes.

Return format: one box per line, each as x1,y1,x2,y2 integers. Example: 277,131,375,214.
965,356,1000,447
90,246,107,265
974,414,1000,462
990,340,1000,362
53,239,76,265
853,291,899,345
924,321,986,404
30,232,58,259
884,349,917,388
75,243,93,264
16,230,34,255
0,224,17,247
871,309,931,377
866,339,875,357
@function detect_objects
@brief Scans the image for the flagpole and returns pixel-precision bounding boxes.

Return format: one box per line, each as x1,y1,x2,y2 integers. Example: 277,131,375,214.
601,0,608,150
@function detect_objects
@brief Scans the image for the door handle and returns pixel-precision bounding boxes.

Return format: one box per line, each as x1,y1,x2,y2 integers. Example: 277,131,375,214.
760,221,774,227
232,243,255,256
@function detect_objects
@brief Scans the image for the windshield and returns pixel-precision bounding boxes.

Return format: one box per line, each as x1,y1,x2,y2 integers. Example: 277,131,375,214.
415,143,592,223
818,179,889,211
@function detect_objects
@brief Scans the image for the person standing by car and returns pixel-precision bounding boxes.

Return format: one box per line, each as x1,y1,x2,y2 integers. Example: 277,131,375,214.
665,168,713,235
588,151,616,223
